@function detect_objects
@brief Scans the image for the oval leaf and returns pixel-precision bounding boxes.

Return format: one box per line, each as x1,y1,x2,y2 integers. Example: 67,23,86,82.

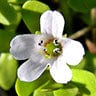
0,0,18,25
0,29,15,52
33,89,54,96
16,71,51,96
0,53,18,90
72,69,96,96
22,0,50,33
54,88,78,96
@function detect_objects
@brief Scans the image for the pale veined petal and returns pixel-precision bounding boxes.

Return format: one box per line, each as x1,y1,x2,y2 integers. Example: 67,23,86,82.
52,11,65,38
40,10,65,38
40,10,53,35
50,55,72,83
10,34,40,60
61,38,85,65
18,57,49,82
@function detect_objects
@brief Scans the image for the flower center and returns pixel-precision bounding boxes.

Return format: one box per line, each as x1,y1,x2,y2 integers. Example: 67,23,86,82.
38,39,62,59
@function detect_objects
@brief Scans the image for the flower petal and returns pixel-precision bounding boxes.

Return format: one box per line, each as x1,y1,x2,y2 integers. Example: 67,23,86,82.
61,38,85,65
10,34,39,60
52,11,65,38
40,10,53,35
50,55,72,83
18,57,49,82
40,10,65,38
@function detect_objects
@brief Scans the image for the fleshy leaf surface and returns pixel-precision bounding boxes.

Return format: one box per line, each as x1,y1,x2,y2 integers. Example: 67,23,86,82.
0,29,15,52
16,71,52,96
72,69,96,96
22,0,50,33
0,53,18,90
0,0,18,25
54,87,78,96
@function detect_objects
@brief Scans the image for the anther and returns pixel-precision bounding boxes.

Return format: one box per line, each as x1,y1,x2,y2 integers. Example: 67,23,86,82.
55,39,58,44
43,48,47,52
38,40,44,46
41,40,43,44
38,43,41,46
42,47,47,52
53,48,61,54
53,39,59,46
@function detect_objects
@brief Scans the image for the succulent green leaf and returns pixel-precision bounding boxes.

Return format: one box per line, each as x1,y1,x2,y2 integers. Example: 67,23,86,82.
72,69,96,96
0,53,18,90
4,4,22,32
34,79,78,96
68,0,96,13
0,29,15,52
16,71,52,96
0,0,18,25
54,88,78,96
22,0,50,33
33,89,54,96
8,0,27,4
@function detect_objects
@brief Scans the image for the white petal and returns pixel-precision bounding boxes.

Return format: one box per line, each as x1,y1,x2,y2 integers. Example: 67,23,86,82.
40,10,53,36
50,55,72,83
62,38,85,65
10,34,39,60
52,11,65,38
18,57,49,82
40,10,65,38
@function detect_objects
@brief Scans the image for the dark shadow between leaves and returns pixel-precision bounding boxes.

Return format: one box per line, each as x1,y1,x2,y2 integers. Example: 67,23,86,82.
66,81,91,96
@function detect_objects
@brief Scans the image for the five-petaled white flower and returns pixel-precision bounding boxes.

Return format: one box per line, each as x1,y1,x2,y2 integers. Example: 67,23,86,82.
10,10,85,83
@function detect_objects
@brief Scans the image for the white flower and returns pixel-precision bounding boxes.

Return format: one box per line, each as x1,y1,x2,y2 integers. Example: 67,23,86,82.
10,10,85,83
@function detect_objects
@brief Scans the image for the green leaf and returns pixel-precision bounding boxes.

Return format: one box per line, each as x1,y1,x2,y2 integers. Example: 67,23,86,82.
0,0,18,25
54,88,78,96
8,0,17,3
68,0,96,13
0,29,15,52
0,53,18,90
4,0,22,32
8,0,27,4
16,71,52,96
22,0,50,33
33,89,54,96
4,4,22,32
16,0,27,4
72,69,96,96
34,80,78,96
53,82,78,96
